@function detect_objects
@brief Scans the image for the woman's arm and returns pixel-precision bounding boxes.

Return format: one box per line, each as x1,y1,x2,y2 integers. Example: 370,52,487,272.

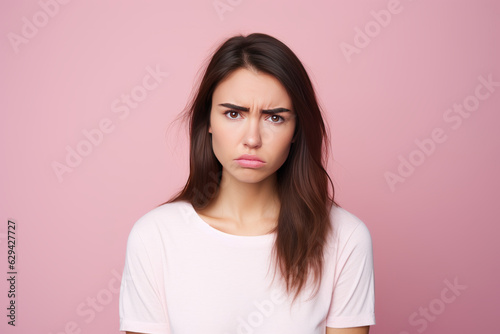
326,326,370,334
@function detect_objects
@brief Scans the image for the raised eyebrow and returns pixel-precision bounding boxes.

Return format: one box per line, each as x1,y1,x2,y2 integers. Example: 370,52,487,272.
218,103,292,114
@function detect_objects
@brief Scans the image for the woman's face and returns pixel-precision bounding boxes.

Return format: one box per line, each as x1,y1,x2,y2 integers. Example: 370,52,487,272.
209,67,296,185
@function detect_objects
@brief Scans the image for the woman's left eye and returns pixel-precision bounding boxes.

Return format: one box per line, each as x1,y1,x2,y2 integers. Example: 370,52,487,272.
268,115,285,124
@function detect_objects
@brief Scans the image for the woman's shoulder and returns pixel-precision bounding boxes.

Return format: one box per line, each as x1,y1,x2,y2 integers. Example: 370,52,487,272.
328,204,373,248
127,200,191,237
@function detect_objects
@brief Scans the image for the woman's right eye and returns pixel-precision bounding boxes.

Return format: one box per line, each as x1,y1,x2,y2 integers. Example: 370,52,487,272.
224,110,241,119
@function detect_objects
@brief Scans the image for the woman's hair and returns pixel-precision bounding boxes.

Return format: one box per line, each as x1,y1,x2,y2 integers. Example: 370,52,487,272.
159,32,339,304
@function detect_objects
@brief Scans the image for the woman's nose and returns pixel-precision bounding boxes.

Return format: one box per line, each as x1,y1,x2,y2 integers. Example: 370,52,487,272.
242,117,262,148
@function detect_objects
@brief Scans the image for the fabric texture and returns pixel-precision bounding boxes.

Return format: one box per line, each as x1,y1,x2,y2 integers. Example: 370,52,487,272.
119,200,375,333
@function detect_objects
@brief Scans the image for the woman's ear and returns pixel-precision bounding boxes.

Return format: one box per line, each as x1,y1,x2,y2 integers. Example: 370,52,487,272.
209,125,212,134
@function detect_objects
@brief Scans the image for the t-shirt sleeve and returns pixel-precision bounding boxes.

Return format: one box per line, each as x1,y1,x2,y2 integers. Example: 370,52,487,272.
326,220,376,328
119,221,171,333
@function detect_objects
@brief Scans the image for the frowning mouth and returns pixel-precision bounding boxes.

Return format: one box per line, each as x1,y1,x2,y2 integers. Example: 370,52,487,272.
236,154,264,162
234,159,266,168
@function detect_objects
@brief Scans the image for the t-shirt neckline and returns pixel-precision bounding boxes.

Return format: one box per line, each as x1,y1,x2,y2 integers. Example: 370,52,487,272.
182,201,276,246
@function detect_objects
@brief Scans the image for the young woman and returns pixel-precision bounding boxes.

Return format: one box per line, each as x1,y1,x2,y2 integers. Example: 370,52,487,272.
119,33,375,334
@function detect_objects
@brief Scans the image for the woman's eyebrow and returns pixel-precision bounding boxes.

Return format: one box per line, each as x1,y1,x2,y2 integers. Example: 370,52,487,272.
218,103,291,114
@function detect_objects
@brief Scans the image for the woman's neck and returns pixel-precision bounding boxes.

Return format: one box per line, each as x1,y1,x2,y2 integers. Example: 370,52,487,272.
198,172,280,233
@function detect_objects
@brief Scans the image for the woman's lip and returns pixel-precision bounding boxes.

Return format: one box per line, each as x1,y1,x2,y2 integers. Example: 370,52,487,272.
235,159,266,168
237,154,264,162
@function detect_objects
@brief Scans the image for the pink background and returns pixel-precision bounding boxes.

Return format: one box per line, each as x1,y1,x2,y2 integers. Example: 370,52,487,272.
1,0,499,333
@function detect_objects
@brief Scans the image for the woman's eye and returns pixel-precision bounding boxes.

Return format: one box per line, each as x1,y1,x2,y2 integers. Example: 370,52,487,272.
224,110,284,124
269,115,285,124
224,110,241,119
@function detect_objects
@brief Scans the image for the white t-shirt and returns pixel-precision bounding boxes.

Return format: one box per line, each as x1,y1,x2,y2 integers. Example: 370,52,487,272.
119,200,375,333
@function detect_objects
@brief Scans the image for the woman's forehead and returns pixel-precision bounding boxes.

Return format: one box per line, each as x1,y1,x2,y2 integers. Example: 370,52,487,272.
212,68,292,108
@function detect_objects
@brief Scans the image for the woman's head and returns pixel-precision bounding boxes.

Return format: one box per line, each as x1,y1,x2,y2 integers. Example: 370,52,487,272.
209,66,296,186
164,32,337,303
169,33,332,205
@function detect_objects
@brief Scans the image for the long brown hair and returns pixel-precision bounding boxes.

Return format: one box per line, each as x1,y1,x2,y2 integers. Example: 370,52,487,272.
159,32,339,304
